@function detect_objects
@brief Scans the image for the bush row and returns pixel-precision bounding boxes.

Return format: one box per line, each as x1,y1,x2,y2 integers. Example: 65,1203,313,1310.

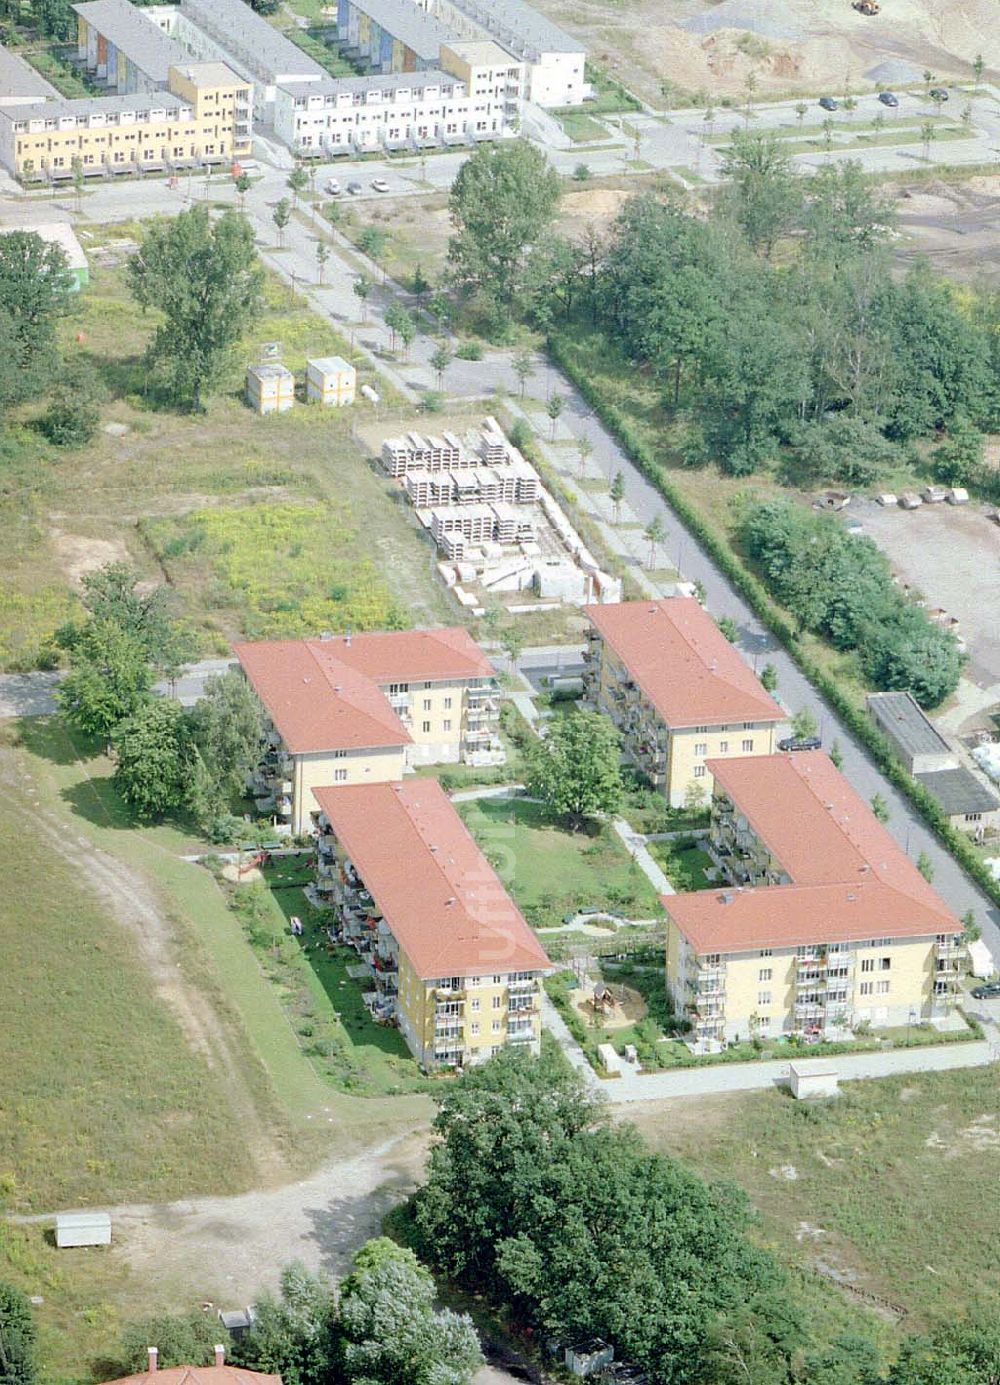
548,333,1000,918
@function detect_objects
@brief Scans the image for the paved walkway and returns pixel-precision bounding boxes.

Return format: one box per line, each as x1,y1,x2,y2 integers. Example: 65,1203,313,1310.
541,990,1000,1103
612,817,671,894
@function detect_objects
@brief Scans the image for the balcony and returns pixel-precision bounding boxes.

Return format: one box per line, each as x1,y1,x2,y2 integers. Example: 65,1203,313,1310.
387,691,411,711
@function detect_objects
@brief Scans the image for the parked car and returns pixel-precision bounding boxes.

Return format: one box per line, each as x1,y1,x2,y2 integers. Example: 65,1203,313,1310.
971,982,1000,1000
818,96,839,111
324,178,341,195
234,159,261,176
346,180,363,195
929,86,949,101
878,91,899,107
777,736,822,752
371,177,390,192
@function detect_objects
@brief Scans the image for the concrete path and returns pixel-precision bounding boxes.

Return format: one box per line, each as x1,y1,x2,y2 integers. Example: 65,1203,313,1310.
612,817,672,894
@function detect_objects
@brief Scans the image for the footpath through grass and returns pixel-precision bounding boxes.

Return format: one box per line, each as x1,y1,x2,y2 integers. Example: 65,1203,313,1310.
631,1067,1000,1334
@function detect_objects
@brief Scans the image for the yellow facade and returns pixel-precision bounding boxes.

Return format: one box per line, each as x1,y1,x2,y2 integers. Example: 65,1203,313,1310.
291,746,407,833
321,836,542,1068
257,676,501,832
3,64,249,179
668,922,958,1045
383,937,543,1067
587,638,777,808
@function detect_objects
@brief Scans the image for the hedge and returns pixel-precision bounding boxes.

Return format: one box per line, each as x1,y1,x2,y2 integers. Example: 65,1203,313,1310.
548,333,1000,916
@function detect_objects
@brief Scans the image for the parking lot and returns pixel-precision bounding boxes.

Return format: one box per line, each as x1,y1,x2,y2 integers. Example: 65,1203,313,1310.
850,498,1000,689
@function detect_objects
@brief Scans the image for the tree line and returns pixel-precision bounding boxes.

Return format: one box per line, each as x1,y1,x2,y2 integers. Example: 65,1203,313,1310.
738,498,961,706
448,137,1000,497
56,561,264,832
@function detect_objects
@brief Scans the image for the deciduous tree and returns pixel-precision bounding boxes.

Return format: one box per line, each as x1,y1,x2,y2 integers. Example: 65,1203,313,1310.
128,207,263,411
526,709,622,827
0,1282,37,1385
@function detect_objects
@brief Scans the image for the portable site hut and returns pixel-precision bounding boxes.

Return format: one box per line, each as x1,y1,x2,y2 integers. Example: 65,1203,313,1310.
246,363,294,415
55,1210,111,1247
788,1060,839,1101
305,354,356,407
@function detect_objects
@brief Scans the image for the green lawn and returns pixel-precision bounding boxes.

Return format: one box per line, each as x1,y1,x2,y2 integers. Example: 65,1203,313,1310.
631,1067,1000,1335
559,111,613,143
647,838,715,891
257,868,432,1096
456,797,662,929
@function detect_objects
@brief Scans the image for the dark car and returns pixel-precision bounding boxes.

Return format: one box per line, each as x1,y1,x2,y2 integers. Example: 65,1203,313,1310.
818,96,839,111
346,180,363,195
929,86,949,101
971,982,1000,1000
878,91,899,107
777,736,822,752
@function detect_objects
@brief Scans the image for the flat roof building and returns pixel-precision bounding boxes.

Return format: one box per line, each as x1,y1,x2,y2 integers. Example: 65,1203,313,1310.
314,778,550,1067
583,598,784,806
74,0,188,90
867,690,954,775
419,0,584,105
663,752,963,1045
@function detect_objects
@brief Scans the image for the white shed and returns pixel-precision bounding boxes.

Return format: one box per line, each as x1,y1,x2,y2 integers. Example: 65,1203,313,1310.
788,1060,839,1101
55,1211,111,1247
305,354,356,407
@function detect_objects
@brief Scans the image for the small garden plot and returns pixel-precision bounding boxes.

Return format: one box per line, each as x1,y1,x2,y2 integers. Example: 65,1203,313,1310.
647,836,715,890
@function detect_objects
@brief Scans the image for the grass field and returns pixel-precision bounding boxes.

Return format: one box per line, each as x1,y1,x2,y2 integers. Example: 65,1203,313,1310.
647,838,715,891
559,111,613,143
456,797,662,928
0,237,456,671
630,1067,1000,1336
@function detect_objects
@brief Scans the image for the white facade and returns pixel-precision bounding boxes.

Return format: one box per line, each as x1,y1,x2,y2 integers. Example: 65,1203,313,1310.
273,70,510,152
418,0,584,105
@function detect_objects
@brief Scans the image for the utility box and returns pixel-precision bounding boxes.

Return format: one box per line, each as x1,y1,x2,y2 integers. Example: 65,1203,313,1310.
788,1061,839,1101
55,1211,111,1247
305,355,356,407
246,363,294,415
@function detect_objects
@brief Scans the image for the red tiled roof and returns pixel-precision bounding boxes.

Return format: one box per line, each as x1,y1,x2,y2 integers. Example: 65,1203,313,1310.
234,640,410,754
328,627,493,684
314,780,551,979
663,752,958,952
584,598,783,729
102,1369,280,1385
234,629,491,755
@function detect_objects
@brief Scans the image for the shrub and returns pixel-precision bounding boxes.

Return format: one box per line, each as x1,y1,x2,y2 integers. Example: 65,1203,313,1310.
455,340,483,360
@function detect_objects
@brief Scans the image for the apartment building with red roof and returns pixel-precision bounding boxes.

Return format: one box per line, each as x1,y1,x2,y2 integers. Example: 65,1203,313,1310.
582,598,783,808
313,779,550,1068
662,753,963,1047
234,628,503,832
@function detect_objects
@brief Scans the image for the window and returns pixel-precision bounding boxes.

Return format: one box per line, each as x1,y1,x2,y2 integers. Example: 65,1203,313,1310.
424,681,432,689
694,765,706,779
758,968,772,982
470,1022,480,1036
333,749,347,758
694,742,708,757
861,958,874,973
443,720,452,732
880,957,891,971
471,998,480,1012
695,725,707,733
743,722,754,730
705,954,721,966
965,812,982,822
422,721,431,733
493,974,502,983
388,682,409,694
760,948,772,957
491,1020,501,1033
444,697,452,709
859,981,873,997
492,995,502,1009
333,768,348,782
719,741,729,754
876,980,890,995
757,991,771,1007
423,698,431,711
742,738,754,753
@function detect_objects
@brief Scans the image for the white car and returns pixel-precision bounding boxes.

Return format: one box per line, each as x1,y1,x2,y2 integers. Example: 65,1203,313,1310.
325,178,341,195
371,177,390,192
235,160,261,177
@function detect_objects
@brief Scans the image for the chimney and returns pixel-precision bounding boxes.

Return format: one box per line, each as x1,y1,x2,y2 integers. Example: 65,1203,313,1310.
147,1349,159,1375
214,1346,226,1369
